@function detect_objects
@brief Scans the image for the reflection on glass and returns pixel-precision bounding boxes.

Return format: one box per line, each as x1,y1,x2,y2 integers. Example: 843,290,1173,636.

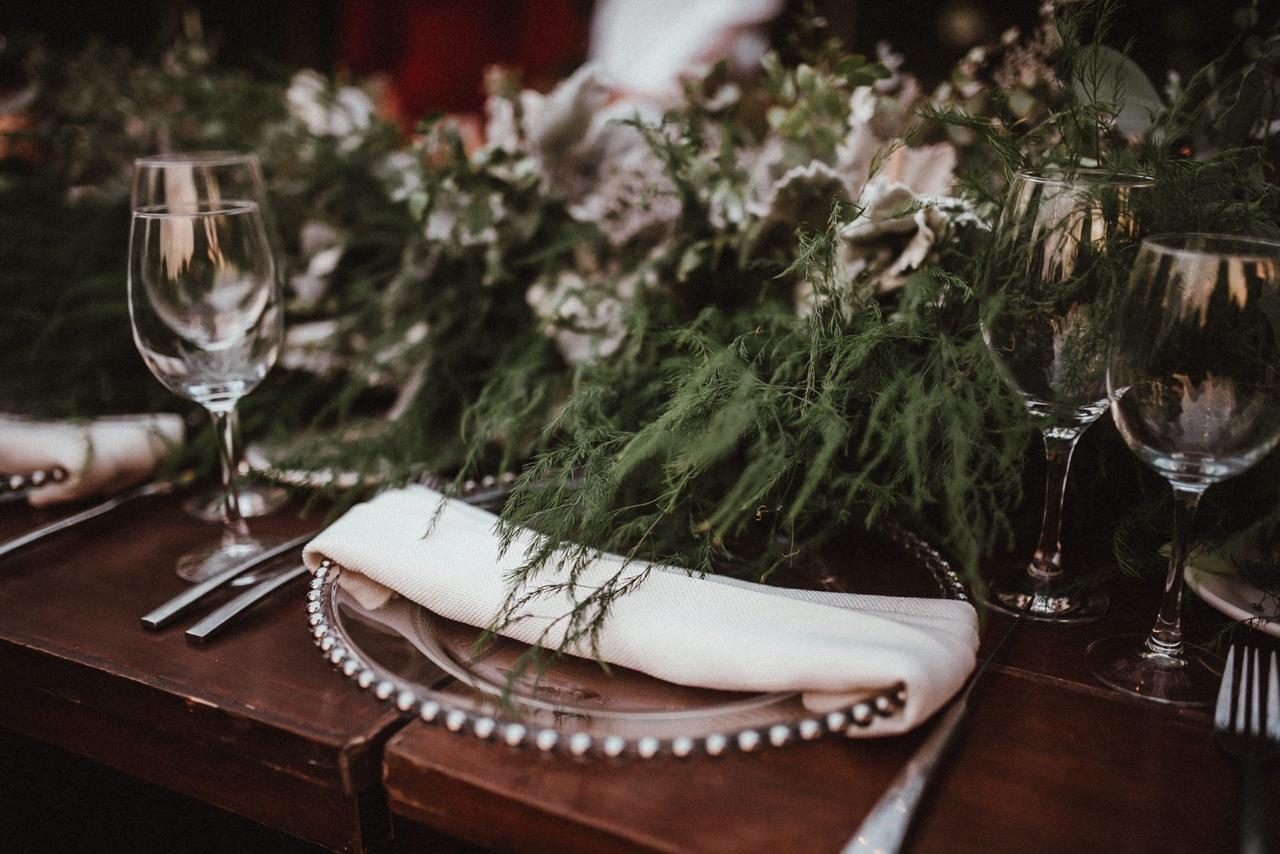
981,168,1153,622
129,201,284,582
132,152,289,520
1088,233,1280,706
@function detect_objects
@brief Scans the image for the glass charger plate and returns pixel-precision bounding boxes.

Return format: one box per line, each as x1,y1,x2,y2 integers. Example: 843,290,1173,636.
1185,563,1280,639
306,522,967,759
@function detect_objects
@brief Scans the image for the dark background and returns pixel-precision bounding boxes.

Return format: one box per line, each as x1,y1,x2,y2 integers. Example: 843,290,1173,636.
2,0,1273,119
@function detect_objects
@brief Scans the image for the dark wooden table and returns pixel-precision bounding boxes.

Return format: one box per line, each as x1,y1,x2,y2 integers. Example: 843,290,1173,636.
1,496,1276,853
381,576,1280,853
0,496,403,853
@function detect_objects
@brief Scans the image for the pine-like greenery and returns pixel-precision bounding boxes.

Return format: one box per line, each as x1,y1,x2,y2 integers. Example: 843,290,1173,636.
3,1,1280,663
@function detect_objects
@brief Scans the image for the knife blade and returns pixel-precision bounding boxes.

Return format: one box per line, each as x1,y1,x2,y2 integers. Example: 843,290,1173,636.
184,563,311,643
140,531,316,630
0,479,176,561
841,608,1025,854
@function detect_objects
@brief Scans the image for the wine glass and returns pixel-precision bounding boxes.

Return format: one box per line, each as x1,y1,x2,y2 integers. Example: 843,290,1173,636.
1087,233,1280,706
132,152,289,521
128,200,285,582
981,168,1154,622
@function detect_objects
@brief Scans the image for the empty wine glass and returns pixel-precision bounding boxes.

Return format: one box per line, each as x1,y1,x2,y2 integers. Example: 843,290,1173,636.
981,168,1153,622
132,152,288,521
128,200,284,582
1087,233,1280,706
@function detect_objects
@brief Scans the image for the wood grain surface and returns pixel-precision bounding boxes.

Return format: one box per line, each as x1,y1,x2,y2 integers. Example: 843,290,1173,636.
0,496,405,853
382,552,1280,853
3,497,1278,854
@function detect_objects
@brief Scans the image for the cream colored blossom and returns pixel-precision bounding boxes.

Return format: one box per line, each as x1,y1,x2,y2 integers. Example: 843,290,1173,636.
286,70,376,151
527,268,653,365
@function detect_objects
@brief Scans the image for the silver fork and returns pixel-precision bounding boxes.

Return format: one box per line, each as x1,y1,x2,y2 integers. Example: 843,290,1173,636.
1214,645,1279,854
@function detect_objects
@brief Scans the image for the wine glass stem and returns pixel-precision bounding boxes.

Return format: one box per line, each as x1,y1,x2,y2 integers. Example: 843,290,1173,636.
1145,486,1203,659
1027,431,1081,582
210,407,250,545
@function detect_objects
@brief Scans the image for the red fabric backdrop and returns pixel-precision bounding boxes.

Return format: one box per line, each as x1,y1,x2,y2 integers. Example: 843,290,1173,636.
340,0,589,124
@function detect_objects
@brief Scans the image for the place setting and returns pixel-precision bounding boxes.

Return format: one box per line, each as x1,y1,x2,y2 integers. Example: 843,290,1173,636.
2,1,1280,851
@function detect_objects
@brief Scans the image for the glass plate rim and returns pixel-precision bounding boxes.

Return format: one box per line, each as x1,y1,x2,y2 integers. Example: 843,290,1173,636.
305,520,967,760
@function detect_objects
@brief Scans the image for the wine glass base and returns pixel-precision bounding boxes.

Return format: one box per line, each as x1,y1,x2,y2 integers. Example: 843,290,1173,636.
980,567,1109,624
182,482,289,522
175,535,291,584
1086,634,1223,707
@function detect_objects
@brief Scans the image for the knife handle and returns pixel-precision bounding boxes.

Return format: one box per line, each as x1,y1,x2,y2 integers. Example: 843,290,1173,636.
0,480,171,561
140,531,314,630
184,564,310,643
841,692,971,854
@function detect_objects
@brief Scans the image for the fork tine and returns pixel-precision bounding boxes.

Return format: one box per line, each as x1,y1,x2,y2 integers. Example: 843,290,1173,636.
1248,648,1262,738
1235,647,1252,735
1267,651,1279,743
1216,644,1236,732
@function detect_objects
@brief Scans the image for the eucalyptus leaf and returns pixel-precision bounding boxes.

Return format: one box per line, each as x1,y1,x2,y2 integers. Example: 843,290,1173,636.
1214,66,1266,145
1074,45,1163,135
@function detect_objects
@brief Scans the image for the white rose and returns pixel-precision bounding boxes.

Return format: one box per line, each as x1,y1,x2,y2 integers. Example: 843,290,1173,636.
839,179,949,293
286,70,376,151
749,159,854,230
527,270,638,365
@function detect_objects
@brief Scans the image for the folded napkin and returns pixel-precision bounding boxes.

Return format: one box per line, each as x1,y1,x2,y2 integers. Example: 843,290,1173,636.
0,414,184,506
304,487,978,735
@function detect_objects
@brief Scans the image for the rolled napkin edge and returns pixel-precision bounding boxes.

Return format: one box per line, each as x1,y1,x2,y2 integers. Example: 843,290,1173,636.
303,486,978,735
0,412,185,506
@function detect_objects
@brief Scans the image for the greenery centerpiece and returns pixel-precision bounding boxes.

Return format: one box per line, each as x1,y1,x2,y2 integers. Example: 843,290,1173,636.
2,1,1278,661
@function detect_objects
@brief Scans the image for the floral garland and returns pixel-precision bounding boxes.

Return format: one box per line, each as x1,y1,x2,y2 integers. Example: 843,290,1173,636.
3,3,1279,647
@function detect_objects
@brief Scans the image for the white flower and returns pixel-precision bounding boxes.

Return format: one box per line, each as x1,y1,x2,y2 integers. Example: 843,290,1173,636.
703,82,742,112
839,179,949,292
525,64,609,159
280,320,343,375
874,42,906,93
527,269,651,365
422,188,503,248
289,220,345,309
565,139,681,247
299,220,343,255
749,159,853,230
480,66,679,248
837,82,934,191
707,179,748,229
482,93,520,154
375,151,424,203
286,70,376,151
873,142,957,197
559,101,682,246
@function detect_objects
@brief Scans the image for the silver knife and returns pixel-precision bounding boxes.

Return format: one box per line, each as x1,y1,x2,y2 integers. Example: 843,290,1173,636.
0,479,176,561
840,610,1024,854
184,563,310,643
140,531,316,630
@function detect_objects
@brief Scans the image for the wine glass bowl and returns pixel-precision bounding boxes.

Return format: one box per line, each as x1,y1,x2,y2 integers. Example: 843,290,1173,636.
128,200,285,582
132,152,273,223
983,170,1150,424
131,201,282,407
1088,233,1280,706
1114,374,1278,489
132,152,290,521
981,168,1154,622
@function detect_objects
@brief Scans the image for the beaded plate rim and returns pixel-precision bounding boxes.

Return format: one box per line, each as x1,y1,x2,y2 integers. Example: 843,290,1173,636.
306,517,967,760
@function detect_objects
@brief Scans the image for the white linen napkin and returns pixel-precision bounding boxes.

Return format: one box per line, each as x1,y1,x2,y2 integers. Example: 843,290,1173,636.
303,486,978,735
590,0,784,101
0,414,184,506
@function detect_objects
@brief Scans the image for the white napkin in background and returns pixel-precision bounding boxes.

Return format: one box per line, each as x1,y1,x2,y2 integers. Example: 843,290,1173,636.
304,487,978,735
0,414,184,506
589,0,784,101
